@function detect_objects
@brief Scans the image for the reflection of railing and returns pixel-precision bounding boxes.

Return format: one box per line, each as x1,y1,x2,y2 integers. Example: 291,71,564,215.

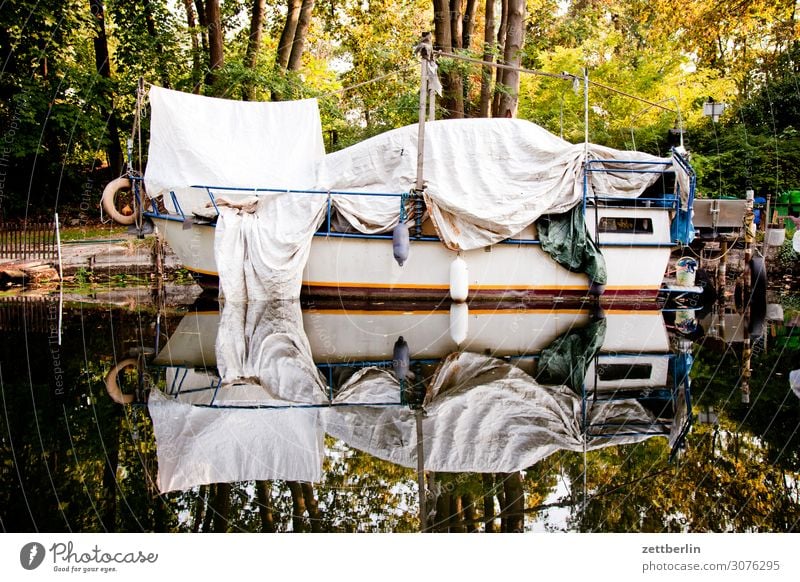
581,351,693,460
147,364,406,409
0,295,57,334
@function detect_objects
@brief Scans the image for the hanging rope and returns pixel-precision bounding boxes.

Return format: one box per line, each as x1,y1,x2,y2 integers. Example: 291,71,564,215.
319,61,418,99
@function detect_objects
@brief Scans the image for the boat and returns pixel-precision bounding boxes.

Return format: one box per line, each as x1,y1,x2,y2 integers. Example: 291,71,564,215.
106,299,693,492
101,60,697,306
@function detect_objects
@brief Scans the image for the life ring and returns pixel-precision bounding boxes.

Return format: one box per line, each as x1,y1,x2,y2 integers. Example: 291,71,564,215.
104,358,138,404
101,177,138,225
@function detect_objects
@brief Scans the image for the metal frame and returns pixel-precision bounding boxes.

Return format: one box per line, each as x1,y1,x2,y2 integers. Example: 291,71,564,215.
139,150,695,248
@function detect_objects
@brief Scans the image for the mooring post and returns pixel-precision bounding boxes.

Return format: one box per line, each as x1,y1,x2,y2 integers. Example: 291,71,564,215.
415,409,427,532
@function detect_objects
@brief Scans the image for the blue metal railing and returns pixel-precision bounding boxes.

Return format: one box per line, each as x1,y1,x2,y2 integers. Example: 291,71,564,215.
140,149,697,247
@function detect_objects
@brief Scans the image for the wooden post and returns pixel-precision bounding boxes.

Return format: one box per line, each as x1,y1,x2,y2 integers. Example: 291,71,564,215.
415,409,427,532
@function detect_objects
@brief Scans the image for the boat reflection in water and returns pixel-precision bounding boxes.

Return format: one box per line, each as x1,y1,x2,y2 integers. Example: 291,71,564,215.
113,299,692,527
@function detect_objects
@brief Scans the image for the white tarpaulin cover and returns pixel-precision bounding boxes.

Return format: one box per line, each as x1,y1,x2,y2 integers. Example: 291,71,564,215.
315,119,669,247
211,118,668,299
325,352,666,473
144,86,325,213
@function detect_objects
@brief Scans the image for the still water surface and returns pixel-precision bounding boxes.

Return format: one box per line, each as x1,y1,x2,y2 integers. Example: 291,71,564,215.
1,288,799,532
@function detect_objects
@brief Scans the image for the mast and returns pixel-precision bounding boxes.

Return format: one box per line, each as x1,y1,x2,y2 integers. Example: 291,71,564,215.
414,32,434,193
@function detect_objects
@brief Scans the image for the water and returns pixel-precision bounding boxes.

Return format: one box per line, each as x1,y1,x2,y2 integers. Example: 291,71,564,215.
1,288,799,532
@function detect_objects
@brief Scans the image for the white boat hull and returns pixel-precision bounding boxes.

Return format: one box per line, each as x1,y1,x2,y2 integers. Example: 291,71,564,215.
153,205,673,303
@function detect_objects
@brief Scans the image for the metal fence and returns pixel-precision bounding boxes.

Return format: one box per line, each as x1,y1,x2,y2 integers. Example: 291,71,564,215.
0,221,58,262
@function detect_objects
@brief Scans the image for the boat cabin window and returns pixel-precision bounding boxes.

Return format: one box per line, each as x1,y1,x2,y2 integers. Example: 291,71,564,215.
598,217,653,234
597,363,653,381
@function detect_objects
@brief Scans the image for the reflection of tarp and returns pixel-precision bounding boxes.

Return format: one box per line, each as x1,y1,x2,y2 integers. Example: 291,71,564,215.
537,317,607,391
536,206,607,286
148,390,324,492
149,300,328,492
325,352,662,473
214,300,328,406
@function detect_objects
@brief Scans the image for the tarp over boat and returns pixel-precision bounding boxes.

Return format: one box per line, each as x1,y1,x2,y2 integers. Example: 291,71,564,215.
143,86,672,300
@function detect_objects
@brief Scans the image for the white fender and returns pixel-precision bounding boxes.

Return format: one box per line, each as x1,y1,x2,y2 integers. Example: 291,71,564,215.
449,302,469,345
104,358,138,404
449,256,469,302
101,177,136,225
392,222,410,266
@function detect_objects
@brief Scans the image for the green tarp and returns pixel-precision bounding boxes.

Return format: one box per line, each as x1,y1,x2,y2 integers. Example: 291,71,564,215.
536,205,608,286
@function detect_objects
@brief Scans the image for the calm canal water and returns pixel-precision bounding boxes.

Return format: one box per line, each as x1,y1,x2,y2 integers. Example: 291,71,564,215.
1,286,799,532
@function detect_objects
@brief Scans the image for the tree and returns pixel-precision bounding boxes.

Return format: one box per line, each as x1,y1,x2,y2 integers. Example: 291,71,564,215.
205,0,224,90
88,0,124,176
491,0,525,117
432,0,471,118
478,0,495,117
243,0,267,99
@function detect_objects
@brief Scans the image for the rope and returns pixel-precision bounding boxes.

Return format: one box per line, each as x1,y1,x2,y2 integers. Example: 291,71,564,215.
319,61,418,99
433,50,573,81
588,79,677,113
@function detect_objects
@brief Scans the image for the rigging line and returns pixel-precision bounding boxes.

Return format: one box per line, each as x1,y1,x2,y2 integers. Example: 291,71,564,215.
434,50,677,114
587,79,677,113
433,50,573,81
318,61,418,98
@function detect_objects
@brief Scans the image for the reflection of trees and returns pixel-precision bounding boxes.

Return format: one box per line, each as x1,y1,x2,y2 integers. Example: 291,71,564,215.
692,326,800,472
0,307,176,532
559,425,800,532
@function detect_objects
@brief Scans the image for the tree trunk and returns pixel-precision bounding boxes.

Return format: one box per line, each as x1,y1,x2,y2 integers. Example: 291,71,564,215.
287,0,315,71
449,0,464,118
433,0,464,118
243,0,266,99
194,0,208,60
491,0,508,116
449,495,466,533
301,482,322,532
500,472,525,532
210,482,232,532
255,481,275,532
287,481,307,532
494,0,525,117
479,0,495,117
100,408,120,532
495,476,506,532
142,0,171,87
183,0,203,93
205,0,224,90
482,473,496,532
192,485,207,532
434,489,450,532
463,493,478,533
462,0,477,48
88,0,124,177
277,0,302,69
